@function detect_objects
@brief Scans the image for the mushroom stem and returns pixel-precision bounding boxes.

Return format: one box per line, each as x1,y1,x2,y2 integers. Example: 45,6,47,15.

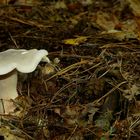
0,70,17,114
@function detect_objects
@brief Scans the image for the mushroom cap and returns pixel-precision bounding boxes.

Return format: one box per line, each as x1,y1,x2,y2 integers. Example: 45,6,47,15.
0,49,49,75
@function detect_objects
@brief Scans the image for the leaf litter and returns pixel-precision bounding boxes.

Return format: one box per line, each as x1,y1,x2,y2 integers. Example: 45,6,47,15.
0,0,140,139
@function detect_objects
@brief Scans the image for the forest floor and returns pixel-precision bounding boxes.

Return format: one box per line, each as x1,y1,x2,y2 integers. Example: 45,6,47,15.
0,0,140,140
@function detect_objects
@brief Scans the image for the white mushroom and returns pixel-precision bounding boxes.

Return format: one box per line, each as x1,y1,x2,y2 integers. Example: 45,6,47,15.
0,49,50,114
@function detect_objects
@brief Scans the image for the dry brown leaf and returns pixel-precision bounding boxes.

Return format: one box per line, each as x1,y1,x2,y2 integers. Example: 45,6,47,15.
0,126,25,140
127,0,140,16
101,19,138,40
96,11,119,31
123,84,140,100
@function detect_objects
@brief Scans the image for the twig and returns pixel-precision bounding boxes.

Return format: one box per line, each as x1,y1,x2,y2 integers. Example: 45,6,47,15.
93,81,127,104
45,60,89,82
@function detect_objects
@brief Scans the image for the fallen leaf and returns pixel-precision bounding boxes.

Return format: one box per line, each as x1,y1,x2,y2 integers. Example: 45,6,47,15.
63,36,88,46
54,1,67,9
127,0,140,16
96,11,119,31
123,84,140,100
0,126,24,140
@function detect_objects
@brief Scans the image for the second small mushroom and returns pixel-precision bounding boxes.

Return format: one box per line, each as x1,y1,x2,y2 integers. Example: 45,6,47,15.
0,49,50,114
